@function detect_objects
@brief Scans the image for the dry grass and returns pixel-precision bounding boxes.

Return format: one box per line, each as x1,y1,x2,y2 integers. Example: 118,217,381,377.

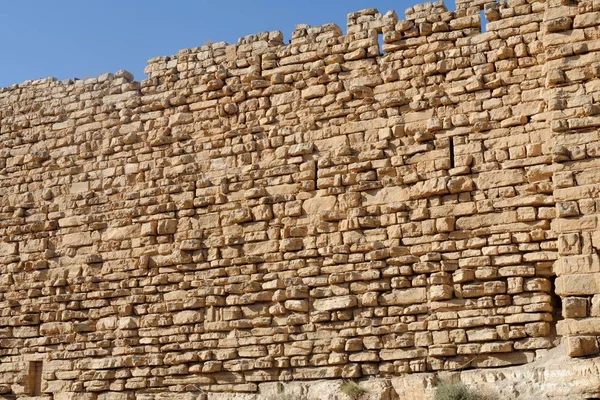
434,382,495,400
340,380,369,399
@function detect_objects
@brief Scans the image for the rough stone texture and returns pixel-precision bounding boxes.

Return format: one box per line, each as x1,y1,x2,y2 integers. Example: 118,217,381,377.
251,344,600,400
1,0,600,398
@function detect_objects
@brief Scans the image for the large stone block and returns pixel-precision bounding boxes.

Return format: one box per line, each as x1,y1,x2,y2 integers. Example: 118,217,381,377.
313,295,357,311
379,288,427,306
0,242,17,256
556,274,600,296
476,170,525,190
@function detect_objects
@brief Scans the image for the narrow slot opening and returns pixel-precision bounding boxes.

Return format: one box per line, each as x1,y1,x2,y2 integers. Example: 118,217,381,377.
449,136,455,169
480,9,488,33
28,361,43,396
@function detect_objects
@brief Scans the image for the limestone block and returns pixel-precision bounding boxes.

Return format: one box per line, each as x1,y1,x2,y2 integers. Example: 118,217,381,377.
573,12,600,28
593,295,600,317
379,288,427,305
477,170,525,190
313,295,357,311
62,232,92,248
169,112,193,126
563,297,588,318
252,205,273,221
455,211,517,230
567,336,600,357
379,348,427,360
244,240,279,255
556,274,600,296
157,219,178,235
409,177,450,199
302,195,336,215
447,176,473,193
102,225,140,241
118,317,138,330
152,250,192,267
302,85,326,99
556,254,600,276
558,233,581,255
429,285,453,301
70,182,89,194
172,311,203,325
0,242,17,256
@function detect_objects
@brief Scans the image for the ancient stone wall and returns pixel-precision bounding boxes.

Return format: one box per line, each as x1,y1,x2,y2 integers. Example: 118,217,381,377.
1,0,600,398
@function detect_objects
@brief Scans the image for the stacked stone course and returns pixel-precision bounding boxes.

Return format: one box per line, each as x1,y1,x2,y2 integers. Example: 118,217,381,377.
1,0,600,398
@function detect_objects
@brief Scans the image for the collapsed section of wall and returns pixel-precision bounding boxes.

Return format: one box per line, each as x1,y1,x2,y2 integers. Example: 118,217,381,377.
1,0,600,398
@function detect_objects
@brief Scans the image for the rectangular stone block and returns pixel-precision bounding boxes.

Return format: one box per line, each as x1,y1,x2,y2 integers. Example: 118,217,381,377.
379,288,427,305
555,254,600,276
0,242,17,256
476,170,525,190
556,274,600,296
313,295,357,311
62,232,92,248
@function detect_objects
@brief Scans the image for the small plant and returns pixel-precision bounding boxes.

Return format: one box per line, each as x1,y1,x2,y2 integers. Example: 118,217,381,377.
434,382,492,400
340,380,368,399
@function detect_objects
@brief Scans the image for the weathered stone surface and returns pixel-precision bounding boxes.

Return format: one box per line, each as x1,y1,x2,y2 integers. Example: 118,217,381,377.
313,296,357,311
476,170,526,190
1,1,600,398
0,242,17,256
379,288,427,305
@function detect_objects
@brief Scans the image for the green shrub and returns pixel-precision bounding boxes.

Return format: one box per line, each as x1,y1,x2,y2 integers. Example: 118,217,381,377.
340,380,368,399
434,382,492,400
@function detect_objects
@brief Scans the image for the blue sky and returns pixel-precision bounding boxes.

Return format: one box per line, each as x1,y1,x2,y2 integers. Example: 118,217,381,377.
0,0,446,88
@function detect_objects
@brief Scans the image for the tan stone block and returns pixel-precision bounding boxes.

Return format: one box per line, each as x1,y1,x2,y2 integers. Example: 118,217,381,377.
430,285,453,301
455,211,517,230
103,225,140,241
557,318,600,336
409,177,450,199
466,328,497,342
477,170,525,190
172,311,203,325
447,176,473,193
284,341,313,356
152,250,192,267
480,341,513,353
379,288,427,305
379,348,427,360
169,112,193,126
592,295,600,317
244,240,279,256
362,186,410,206
284,300,308,312
555,254,600,276
302,195,336,215
567,336,600,357
302,85,326,99
470,352,534,368
556,274,600,296
558,233,581,255
313,295,357,311
0,242,17,256
505,313,552,324
62,232,92,248
573,12,600,28
563,297,588,318
180,239,201,251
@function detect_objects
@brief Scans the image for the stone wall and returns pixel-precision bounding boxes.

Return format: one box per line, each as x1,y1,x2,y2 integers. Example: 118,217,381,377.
1,0,600,398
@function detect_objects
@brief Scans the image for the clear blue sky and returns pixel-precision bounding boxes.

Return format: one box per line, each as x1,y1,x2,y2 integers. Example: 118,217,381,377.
0,0,450,88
